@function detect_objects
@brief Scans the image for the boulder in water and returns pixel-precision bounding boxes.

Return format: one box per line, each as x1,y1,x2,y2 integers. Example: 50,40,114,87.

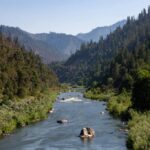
57,119,68,124
49,108,54,113
100,111,105,115
79,127,95,138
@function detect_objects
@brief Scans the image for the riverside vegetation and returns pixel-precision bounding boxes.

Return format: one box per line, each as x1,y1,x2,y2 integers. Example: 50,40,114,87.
53,8,150,150
0,89,58,136
0,33,60,136
84,66,150,150
85,90,150,150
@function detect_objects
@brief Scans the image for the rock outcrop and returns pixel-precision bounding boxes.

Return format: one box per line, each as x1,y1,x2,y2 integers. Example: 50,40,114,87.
79,127,95,138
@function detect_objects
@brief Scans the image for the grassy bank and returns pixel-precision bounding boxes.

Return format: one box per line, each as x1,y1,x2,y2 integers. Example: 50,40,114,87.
127,110,150,150
108,93,150,150
107,91,132,119
84,88,150,150
84,88,131,119
0,89,58,137
84,88,115,101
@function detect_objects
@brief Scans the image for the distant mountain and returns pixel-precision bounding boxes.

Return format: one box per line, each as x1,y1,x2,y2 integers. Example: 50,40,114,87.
76,20,126,42
33,32,82,56
0,25,82,63
0,20,126,63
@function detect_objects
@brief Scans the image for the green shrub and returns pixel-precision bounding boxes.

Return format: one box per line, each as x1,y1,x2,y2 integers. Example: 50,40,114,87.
84,88,115,101
107,91,132,119
127,111,150,150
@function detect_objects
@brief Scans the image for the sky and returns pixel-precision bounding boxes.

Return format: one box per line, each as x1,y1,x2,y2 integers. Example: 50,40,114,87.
0,0,150,35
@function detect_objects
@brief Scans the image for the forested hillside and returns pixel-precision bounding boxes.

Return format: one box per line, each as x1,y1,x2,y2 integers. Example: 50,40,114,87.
0,33,58,101
53,8,150,91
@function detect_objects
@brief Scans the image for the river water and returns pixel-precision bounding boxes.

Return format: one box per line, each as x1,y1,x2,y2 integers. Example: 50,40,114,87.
0,92,127,150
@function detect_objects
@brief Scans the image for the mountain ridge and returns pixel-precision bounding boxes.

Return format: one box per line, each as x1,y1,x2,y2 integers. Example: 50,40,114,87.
0,25,82,63
76,20,126,42
0,20,126,63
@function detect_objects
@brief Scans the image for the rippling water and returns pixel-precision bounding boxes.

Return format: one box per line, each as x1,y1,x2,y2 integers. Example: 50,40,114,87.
0,92,127,150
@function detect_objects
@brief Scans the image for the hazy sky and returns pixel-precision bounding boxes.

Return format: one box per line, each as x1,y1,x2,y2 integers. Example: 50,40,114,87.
0,0,150,35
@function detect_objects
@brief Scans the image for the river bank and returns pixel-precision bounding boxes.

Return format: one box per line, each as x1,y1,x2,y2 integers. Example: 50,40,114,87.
84,88,150,150
0,89,59,137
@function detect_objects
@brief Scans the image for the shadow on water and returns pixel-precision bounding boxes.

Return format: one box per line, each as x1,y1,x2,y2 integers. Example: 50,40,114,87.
0,92,127,150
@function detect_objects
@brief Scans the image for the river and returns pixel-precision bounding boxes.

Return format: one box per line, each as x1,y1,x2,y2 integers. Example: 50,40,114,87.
0,92,127,150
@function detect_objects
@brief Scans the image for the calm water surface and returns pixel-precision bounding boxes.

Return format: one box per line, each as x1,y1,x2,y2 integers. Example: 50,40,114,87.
0,92,127,150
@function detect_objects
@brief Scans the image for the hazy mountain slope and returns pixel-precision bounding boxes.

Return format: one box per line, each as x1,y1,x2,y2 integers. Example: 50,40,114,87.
33,32,82,56
0,26,82,63
76,20,126,42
